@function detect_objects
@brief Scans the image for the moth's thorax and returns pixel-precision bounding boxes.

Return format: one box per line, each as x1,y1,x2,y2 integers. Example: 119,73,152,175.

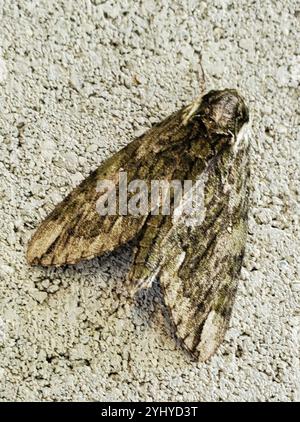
184,89,249,143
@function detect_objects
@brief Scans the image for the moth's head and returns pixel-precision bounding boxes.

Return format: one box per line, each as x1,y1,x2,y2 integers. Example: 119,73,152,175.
198,89,249,138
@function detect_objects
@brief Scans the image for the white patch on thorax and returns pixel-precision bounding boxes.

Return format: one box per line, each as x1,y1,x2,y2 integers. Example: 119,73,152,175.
233,120,251,154
182,97,202,126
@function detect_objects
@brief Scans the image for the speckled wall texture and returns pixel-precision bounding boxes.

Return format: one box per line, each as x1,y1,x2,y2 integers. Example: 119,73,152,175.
0,0,299,401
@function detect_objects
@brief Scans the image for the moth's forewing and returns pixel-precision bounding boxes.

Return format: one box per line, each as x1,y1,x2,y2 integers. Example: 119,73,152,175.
128,90,250,361
27,106,201,266
129,140,249,361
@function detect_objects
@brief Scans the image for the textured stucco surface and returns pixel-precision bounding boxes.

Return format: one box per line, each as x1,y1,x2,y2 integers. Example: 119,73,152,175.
0,0,299,401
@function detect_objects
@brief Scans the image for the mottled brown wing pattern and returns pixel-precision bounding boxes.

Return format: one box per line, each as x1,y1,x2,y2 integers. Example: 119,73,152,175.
129,142,250,361
27,105,205,266
27,88,250,362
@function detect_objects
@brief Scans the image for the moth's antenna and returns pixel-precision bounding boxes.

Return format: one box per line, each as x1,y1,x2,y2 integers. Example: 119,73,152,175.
182,53,206,126
196,52,206,95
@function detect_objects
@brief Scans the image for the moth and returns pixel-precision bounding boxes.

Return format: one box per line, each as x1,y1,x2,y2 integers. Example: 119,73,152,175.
27,88,250,361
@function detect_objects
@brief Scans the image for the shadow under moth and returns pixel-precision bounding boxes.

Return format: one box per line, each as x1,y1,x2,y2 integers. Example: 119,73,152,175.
27,88,250,361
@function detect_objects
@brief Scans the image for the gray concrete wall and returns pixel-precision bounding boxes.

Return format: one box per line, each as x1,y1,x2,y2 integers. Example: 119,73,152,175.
0,0,299,401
